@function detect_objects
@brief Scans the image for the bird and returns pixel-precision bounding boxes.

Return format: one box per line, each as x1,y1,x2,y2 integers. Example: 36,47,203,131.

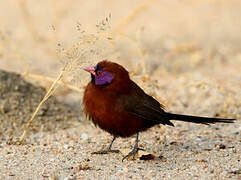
83,60,235,161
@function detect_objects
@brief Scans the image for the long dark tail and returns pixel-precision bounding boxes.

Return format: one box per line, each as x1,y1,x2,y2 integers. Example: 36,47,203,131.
166,112,235,125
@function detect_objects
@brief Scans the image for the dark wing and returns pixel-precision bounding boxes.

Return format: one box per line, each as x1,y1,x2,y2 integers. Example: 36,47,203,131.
117,82,174,126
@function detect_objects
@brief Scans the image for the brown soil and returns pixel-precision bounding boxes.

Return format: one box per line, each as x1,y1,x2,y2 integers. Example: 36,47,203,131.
0,70,81,141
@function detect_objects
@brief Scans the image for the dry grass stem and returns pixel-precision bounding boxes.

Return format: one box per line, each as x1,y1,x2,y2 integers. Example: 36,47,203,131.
21,72,83,92
19,65,67,144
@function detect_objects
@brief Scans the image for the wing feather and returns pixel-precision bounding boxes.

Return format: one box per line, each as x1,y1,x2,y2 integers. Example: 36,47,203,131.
118,92,174,126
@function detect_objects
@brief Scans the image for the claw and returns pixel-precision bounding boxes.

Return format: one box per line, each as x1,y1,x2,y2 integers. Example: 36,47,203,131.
92,149,120,154
91,136,118,155
122,147,144,161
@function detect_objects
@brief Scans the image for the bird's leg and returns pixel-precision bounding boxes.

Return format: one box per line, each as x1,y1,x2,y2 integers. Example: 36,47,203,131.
92,136,119,154
122,133,144,161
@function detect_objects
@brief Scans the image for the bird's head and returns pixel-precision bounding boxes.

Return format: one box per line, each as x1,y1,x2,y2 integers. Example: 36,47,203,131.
84,60,129,86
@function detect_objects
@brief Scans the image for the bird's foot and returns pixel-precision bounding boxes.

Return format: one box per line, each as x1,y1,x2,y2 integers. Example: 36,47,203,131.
91,148,120,155
122,147,144,162
92,136,119,154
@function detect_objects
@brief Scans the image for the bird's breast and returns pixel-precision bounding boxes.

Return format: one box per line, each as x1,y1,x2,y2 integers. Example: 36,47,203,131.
83,83,152,137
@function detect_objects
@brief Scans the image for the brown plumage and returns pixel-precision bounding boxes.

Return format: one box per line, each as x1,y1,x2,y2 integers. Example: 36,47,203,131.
83,60,235,161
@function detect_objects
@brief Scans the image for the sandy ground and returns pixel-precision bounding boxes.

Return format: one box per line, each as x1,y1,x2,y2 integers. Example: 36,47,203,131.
0,122,240,180
0,69,240,180
0,0,241,179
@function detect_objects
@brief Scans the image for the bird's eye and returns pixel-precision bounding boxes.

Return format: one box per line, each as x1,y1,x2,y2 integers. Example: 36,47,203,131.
96,70,104,76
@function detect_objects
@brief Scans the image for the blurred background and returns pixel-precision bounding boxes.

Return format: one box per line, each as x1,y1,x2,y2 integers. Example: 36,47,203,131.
0,0,240,117
0,1,240,178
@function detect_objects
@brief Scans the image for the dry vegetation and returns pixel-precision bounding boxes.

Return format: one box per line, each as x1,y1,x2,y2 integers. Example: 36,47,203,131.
0,0,240,179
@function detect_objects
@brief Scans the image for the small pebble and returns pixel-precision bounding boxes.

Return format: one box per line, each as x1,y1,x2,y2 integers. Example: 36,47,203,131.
81,133,88,141
63,144,69,149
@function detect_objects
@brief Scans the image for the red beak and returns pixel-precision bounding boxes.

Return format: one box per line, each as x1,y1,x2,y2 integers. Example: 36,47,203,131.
84,66,96,75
